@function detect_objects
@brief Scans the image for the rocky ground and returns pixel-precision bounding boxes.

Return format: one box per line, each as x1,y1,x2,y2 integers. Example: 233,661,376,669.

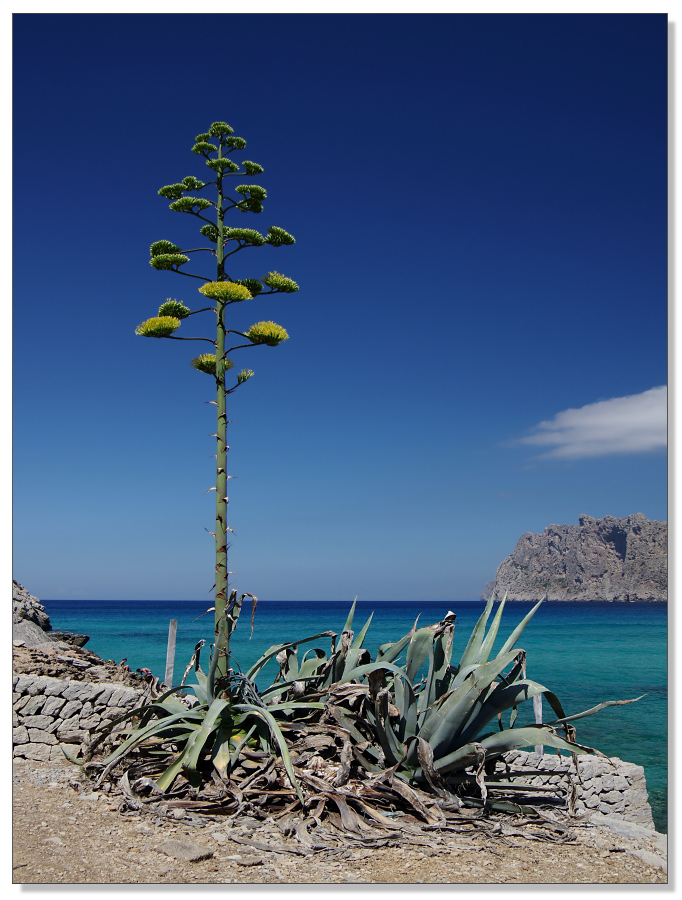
13,758,667,885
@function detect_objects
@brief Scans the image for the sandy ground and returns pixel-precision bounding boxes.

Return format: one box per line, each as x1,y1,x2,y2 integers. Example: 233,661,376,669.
12,758,666,886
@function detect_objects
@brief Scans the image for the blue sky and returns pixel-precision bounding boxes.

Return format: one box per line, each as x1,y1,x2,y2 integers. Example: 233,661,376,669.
13,13,667,601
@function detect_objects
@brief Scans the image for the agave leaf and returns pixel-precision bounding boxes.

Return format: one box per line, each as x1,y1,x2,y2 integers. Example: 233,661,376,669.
376,631,414,664
228,723,258,771
458,596,494,669
265,701,326,712
342,597,358,634
259,675,321,700
477,725,604,758
477,596,507,664
156,741,195,792
373,691,404,765
60,743,83,765
422,624,456,712
233,702,303,801
545,695,645,727
96,712,202,770
212,726,233,779
496,597,544,659
245,632,336,681
421,650,520,756
449,662,480,690
339,659,413,685
405,627,435,684
456,679,563,746
183,698,231,772
352,612,374,649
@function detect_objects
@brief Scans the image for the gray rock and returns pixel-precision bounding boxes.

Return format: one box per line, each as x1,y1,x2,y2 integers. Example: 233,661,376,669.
654,835,667,856
22,695,47,716
14,742,52,762
59,700,83,719
62,682,97,702
486,513,667,602
13,695,31,712
590,813,656,842
236,855,264,867
13,580,51,630
21,715,54,730
79,715,102,730
13,726,29,744
28,728,58,745
154,840,214,862
26,676,52,696
41,696,66,717
627,848,667,873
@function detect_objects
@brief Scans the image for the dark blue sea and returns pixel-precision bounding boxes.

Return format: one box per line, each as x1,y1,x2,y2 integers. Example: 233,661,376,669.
45,599,667,832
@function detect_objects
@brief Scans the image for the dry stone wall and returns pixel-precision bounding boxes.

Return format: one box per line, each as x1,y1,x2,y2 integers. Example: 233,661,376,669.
12,673,144,763
502,750,655,829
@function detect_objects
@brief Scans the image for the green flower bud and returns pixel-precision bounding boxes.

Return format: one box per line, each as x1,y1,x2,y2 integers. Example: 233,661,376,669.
242,160,264,175
265,226,296,247
135,316,180,337
195,133,211,142
182,176,206,190
206,158,240,173
224,136,247,150
192,141,217,155
191,353,235,375
169,197,212,212
199,224,218,243
262,271,299,292
233,278,264,296
224,227,266,246
150,240,182,257
150,253,190,270
235,184,267,201
158,183,187,200
244,321,289,346
208,121,234,136
198,281,253,303
158,299,191,319
237,369,254,383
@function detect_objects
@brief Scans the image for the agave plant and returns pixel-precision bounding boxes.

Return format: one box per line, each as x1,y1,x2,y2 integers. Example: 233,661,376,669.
69,595,639,823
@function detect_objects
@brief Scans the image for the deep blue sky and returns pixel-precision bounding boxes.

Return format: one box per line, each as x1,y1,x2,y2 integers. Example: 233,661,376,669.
13,13,667,601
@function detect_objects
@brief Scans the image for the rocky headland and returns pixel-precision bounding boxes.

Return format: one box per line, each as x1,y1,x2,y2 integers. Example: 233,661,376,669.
482,514,667,602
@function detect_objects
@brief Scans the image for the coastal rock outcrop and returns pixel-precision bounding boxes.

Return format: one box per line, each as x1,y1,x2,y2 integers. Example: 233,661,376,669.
484,514,667,602
13,580,89,649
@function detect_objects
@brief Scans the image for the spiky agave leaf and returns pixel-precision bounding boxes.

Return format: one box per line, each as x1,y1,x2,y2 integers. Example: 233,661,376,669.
244,321,289,346
198,281,252,303
159,299,191,319
135,316,181,337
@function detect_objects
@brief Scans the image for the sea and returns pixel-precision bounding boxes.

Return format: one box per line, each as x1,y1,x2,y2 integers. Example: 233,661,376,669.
45,599,667,833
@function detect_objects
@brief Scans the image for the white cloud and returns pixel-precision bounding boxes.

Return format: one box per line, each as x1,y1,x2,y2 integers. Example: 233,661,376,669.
520,386,667,460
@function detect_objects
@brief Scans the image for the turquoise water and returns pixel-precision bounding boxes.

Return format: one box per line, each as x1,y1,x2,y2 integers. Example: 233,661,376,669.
46,599,667,832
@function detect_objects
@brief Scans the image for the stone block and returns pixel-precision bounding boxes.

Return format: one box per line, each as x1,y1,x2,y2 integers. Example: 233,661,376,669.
612,775,629,791
43,677,69,697
600,774,615,791
153,840,214,863
95,685,116,706
22,695,47,716
591,813,656,842
13,726,29,745
57,729,87,744
49,745,67,762
63,682,97,702
602,789,624,803
79,715,102,730
14,674,35,694
28,728,58,745
584,794,600,809
42,696,66,717
13,694,32,712
22,714,55,730
14,742,51,762
80,701,94,718
13,692,20,703
59,700,83,719
627,849,667,873
26,676,52,696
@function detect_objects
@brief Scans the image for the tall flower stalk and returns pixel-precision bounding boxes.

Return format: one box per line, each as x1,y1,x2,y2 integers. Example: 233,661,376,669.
136,121,298,676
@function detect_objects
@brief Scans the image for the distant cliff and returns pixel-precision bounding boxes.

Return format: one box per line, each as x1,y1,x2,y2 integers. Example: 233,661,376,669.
483,514,667,602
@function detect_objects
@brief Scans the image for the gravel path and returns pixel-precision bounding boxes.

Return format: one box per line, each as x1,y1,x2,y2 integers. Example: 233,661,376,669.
12,759,666,885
